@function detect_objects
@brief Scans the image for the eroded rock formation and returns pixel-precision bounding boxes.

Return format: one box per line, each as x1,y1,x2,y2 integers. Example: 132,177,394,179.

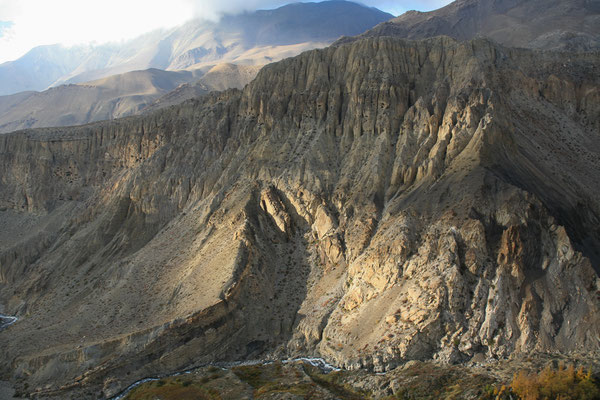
0,36,599,398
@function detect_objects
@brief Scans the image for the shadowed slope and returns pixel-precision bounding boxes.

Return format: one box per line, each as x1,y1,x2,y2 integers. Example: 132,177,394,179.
335,0,600,51
0,37,598,398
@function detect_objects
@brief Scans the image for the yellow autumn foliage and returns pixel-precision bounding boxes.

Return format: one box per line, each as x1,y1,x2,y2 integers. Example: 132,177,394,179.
511,363,599,400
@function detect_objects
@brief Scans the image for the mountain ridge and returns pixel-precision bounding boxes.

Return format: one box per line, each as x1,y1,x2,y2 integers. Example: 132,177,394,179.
0,35,598,398
0,63,263,133
0,1,393,96
334,0,600,50
0,68,204,133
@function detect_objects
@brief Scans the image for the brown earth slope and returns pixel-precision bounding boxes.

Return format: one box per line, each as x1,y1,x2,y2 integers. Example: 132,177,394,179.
142,63,263,114
335,0,600,51
0,64,261,134
0,68,205,134
0,36,599,398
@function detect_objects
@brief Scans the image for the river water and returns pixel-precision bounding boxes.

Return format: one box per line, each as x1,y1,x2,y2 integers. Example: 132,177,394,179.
111,356,340,400
0,314,17,331
0,315,338,400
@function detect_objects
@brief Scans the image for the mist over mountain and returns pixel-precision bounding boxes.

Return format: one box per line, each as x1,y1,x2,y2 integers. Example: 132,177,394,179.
0,1,392,96
0,44,98,97
0,1,392,134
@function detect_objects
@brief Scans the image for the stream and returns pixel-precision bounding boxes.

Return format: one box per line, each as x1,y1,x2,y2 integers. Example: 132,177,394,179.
0,314,17,331
0,312,339,399
111,357,340,400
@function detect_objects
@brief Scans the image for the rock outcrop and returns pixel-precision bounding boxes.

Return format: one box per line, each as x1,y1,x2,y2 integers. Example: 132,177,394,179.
0,36,599,398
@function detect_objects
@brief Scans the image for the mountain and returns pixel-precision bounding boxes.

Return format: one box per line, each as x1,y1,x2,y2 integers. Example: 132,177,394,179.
335,0,600,50
0,1,393,96
0,44,97,96
196,63,264,92
0,36,598,398
142,63,263,114
0,68,205,133
0,64,262,133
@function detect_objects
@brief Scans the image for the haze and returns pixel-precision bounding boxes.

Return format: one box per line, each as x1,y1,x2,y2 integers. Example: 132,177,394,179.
0,0,451,63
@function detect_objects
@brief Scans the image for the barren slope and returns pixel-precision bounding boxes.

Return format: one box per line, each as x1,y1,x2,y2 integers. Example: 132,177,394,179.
0,64,264,134
0,68,205,133
0,37,598,398
336,0,600,51
143,64,263,113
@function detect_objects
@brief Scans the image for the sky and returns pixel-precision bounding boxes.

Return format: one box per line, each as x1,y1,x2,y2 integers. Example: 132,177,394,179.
0,0,451,63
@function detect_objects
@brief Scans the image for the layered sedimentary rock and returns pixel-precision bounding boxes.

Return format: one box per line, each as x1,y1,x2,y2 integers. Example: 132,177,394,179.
0,36,599,398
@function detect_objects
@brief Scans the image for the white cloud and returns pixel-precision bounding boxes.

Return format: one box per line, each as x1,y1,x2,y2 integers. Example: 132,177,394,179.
192,0,289,20
0,0,452,63
0,0,199,62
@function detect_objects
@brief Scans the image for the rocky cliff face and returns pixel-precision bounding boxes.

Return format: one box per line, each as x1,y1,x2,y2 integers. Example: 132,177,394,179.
0,36,599,398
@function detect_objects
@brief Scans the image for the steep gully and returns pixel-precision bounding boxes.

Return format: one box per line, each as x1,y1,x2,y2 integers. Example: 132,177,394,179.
0,37,599,398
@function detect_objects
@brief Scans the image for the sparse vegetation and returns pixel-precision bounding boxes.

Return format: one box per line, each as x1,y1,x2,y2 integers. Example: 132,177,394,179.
302,365,370,400
232,364,269,389
381,362,498,400
125,377,221,400
233,362,323,398
123,361,600,400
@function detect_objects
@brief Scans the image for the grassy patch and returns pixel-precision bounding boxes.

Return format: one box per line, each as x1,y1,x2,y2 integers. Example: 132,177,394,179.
125,378,221,400
303,365,371,399
232,364,271,389
255,382,317,397
382,362,498,400
123,360,600,400
233,363,321,398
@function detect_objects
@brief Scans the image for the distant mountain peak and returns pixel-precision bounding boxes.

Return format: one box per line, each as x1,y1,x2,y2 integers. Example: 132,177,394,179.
0,1,392,97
